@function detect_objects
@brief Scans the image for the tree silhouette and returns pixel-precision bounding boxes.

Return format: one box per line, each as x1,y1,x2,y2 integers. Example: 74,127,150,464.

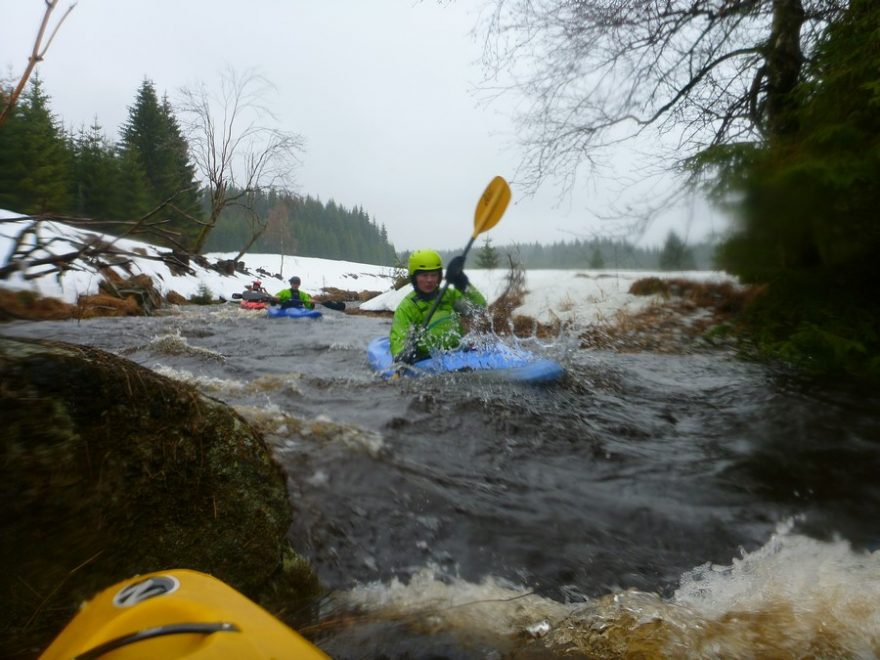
178,67,304,254
0,76,70,214
659,231,696,271
476,236,500,269
477,0,839,206
119,79,202,245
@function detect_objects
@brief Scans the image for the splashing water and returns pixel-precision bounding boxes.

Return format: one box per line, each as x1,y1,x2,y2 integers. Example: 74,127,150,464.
3,305,879,658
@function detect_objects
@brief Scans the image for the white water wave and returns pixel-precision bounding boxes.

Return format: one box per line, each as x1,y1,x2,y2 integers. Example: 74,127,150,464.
334,524,880,657
146,331,225,362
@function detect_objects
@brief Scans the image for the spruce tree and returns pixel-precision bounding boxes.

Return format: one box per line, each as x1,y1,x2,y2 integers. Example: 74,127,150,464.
658,231,696,270
0,76,70,214
159,94,202,242
0,87,27,212
70,120,119,220
120,80,165,192
120,79,202,247
476,236,500,269
114,146,153,224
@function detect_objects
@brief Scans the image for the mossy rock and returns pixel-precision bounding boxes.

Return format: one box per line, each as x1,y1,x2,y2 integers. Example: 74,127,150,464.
0,336,320,658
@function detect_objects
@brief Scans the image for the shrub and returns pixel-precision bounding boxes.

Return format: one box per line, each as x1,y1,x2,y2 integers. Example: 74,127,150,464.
189,283,214,305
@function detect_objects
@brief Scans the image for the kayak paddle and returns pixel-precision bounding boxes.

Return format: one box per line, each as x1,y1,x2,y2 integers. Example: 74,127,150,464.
317,300,346,312
421,175,511,330
393,176,511,371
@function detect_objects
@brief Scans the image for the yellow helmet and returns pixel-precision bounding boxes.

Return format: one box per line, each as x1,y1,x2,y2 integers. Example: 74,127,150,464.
408,249,443,276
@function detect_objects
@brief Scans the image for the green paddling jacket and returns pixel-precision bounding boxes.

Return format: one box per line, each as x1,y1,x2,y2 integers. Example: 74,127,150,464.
274,288,315,309
390,286,487,361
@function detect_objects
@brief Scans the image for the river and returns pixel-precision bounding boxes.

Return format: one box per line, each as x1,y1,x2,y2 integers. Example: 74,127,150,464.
3,303,879,658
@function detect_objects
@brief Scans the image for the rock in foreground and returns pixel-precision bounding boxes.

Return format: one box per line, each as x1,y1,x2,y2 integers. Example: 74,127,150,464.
0,336,319,658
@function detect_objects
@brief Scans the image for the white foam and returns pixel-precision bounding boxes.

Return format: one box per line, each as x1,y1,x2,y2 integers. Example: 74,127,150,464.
333,523,880,656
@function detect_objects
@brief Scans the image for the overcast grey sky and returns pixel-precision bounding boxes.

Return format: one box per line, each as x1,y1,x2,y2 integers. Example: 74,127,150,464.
2,0,724,251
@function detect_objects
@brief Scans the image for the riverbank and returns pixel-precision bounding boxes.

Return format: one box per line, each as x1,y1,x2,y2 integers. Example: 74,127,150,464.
2,214,749,356
6,212,876,379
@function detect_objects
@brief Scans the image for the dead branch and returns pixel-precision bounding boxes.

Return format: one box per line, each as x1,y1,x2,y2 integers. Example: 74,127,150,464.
0,1,77,127
178,66,305,254
477,0,841,221
0,214,200,283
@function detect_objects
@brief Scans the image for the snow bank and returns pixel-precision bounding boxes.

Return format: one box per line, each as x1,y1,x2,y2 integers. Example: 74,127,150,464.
1,212,736,328
0,212,398,303
361,268,735,328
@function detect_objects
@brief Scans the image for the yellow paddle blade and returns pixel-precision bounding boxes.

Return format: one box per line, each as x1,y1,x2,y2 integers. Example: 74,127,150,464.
473,175,511,238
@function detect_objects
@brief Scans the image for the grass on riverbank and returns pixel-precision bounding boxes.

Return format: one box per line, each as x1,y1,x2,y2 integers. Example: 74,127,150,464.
584,274,880,382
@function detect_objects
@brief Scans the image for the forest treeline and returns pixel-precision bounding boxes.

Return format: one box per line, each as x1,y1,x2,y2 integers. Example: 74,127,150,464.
436,233,716,271
0,76,397,265
202,190,398,265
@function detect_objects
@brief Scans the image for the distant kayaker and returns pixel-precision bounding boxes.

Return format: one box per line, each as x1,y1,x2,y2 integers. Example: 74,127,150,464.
272,276,315,309
390,249,486,364
241,279,270,302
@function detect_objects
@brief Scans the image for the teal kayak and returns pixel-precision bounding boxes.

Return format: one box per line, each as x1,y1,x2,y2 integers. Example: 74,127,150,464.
367,336,564,383
267,306,322,319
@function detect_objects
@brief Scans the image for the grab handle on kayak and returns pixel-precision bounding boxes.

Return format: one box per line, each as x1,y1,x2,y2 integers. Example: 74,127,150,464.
74,621,240,660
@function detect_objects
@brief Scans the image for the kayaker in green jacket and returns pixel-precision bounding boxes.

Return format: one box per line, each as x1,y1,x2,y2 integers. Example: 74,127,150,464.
391,249,487,364
272,276,315,309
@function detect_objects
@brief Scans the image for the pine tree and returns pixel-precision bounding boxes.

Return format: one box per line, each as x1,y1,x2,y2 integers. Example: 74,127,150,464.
120,80,165,191
0,86,27,212
159,94,202,240
476,236,500,269
120,79,202,247
114,146,153,224
0,76,70,213
658,231,696,270
70,120,119,220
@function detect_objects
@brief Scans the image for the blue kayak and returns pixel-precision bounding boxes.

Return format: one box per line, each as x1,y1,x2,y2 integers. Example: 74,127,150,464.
367,336,564,383
267,306,322,319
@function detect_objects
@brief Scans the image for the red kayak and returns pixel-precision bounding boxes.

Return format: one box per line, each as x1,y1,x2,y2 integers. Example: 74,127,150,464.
239,300,268,310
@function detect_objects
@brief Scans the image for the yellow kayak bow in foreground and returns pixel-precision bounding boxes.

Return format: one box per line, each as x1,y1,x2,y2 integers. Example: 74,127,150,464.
40,569,328,659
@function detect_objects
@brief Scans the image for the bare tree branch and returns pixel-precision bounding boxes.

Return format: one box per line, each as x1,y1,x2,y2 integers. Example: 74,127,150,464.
0,197,209,285
475,0,844,221
177,66,305,254
0,1,77,127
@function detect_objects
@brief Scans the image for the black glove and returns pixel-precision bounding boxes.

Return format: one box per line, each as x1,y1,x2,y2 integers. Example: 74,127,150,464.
445,255,469,290
393,330,422,365
393,344,418,365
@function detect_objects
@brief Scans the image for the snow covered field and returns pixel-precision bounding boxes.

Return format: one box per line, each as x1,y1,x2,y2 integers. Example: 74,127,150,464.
1,211,735,330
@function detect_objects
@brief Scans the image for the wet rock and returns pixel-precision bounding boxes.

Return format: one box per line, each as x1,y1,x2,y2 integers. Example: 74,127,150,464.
0,336,320,658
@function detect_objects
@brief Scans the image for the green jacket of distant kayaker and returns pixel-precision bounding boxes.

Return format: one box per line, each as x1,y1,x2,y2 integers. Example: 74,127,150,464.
390,285,487,360
274,288,315,309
